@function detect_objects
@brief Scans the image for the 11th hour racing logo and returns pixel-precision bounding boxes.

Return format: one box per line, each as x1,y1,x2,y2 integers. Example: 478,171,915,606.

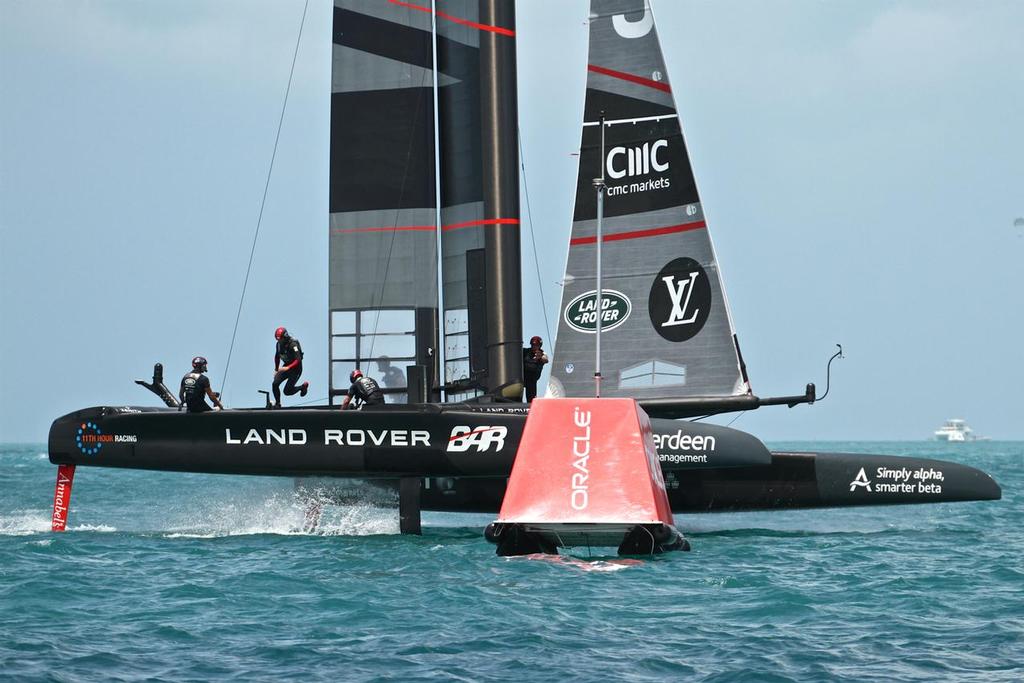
648,258,712,342
75,422,137,455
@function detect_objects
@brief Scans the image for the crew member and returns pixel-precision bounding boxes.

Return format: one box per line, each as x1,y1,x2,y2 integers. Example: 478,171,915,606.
273,326,309,408
378,356,405,389
342,369,385,410
522,335,549,402
179,356,224,413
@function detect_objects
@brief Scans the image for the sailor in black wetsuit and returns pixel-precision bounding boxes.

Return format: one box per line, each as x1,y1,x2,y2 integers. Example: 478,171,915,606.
272,326,309,408
341,369,385,410
179,356,224,413
522,335,549,402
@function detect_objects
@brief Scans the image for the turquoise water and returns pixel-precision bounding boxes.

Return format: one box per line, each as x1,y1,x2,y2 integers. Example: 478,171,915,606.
1,442,1021,682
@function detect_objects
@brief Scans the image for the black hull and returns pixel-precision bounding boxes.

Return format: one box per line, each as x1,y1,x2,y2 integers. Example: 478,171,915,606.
419,451,1001,513
49,404,1000,512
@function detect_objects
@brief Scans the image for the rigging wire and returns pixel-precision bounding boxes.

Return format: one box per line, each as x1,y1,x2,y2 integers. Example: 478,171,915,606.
724,411,744,428
518,131,553,344
221,0,310,398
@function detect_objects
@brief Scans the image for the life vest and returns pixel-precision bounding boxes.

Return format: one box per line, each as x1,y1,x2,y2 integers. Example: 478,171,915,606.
351,376,384,405
181,372,206,407
277,337,304,365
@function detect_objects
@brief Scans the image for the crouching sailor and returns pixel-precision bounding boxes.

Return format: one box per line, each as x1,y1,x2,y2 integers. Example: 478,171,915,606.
180,356,224,413
272,326,309,408
342,369,385,410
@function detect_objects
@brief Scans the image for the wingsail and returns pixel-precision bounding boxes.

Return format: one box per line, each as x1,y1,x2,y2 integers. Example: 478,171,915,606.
549,0,749,401
328,1,440,403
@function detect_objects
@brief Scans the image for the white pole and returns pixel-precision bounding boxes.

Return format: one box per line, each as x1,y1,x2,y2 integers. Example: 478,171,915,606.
592,113,606,398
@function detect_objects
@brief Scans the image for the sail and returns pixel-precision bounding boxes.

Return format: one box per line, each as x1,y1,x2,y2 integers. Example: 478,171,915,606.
436,0,523,400
328,0,440,403
548,0,750,401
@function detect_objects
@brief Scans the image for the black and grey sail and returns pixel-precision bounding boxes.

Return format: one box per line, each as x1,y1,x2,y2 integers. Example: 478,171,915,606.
328,0,440,403
548,0,749,401
436,0,523,400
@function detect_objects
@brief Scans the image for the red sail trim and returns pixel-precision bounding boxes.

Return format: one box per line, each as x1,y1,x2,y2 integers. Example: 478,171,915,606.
441,218,519,232
387,0,515,36
332,225,436,234
587,64,671,93
570,220,706,246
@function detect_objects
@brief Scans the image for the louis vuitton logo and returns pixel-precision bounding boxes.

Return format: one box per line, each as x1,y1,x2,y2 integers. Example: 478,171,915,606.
661,272,701,327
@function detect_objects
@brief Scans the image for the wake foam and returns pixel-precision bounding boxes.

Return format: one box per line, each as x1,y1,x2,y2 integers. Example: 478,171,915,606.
162,480,401,537
517,554,642,572
0,512,51,536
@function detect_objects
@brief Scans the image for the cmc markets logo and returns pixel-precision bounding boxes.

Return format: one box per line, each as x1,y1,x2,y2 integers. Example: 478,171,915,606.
563,289,631,333
607,139,668,180
447,426,508,453
648,257,711,342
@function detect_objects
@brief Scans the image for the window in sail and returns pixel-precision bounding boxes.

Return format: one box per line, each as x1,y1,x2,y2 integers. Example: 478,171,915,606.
443,308,481,401
329,308,416,404
619,360,687,389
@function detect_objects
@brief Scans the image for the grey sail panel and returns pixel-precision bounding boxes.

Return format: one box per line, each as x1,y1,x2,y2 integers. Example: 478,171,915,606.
436,0,522,399
329,0,439,402
548,0,749,400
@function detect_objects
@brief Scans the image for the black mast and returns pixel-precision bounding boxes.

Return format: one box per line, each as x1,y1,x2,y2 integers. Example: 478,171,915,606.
437,0,522,400
479,0,522,399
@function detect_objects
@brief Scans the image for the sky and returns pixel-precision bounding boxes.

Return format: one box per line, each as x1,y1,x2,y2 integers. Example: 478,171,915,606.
1,0,1022,443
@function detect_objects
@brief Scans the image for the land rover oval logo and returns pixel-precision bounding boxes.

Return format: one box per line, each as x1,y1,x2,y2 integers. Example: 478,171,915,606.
563,289,631,333
648,258,711,342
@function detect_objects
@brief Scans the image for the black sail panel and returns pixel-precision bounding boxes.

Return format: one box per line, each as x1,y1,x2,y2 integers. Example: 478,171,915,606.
548,0,748,401
436,0,522,400
329,1,439,403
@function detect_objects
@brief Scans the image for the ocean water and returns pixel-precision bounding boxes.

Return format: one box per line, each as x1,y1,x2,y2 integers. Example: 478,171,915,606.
1,442,1020,682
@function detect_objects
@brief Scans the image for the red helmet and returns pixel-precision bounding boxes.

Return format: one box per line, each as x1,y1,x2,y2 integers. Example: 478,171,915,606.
192,356,208,372
530,335,542,346
275,326,288,340
349,369,363,383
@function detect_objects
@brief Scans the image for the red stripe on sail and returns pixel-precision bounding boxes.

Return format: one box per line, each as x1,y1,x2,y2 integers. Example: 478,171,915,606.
442,218,519,232
388,0,515,36
332,225,436,234
587,64,671,93
570,221,706,246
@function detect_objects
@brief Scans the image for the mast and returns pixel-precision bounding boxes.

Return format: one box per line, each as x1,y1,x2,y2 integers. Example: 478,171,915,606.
437,0,522,400
480,0,523,400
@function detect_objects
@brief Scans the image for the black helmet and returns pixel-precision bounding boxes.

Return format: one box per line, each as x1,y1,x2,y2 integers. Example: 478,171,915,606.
192,356,208,372
530,335,542,346
350,369,363,383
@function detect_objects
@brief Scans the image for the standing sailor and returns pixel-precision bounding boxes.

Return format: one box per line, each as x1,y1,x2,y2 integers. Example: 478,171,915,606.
341,369,385,410
179,356,224,413
522,335,549,402
273,326,309,408
377,356,405,389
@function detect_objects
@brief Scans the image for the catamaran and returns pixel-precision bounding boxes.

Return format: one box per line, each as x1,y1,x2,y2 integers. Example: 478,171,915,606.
48,0,1000,541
